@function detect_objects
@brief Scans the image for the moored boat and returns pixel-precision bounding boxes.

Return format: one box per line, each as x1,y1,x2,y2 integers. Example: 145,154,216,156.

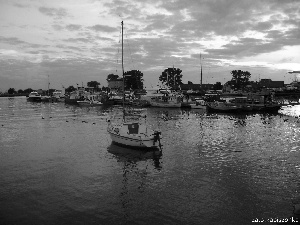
107,21,162,150
107,119,162,149
190,98,207,109
149,90,183,108
27,91,42,102
206,101,241,113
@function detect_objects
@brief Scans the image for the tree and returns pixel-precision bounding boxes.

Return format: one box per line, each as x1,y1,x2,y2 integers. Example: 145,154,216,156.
87,81,100,89
230,70,251,90
65,86,76,93
106,74,119,81
23,88,33,94
124,70,144,90
213,82,223,90
159,67,183,89
7,88,16,94
17,89,24,94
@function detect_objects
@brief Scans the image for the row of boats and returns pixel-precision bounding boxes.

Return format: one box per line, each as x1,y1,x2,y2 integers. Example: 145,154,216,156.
27,88,285,113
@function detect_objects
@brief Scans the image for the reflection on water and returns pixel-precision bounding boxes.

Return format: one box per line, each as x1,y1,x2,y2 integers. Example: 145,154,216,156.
107,143,162,170
0,97,300,224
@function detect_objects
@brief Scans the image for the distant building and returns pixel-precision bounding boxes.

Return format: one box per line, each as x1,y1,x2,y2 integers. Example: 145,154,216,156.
107,78,124,91
179,83,214,92
259,79,284,89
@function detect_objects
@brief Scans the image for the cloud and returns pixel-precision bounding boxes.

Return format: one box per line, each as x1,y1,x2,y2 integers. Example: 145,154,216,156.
65,24,82,31
0,36,48,49
63,37,94,43
13,3,30,8
0,36,26,45
38,6,68,19
88,24,118,33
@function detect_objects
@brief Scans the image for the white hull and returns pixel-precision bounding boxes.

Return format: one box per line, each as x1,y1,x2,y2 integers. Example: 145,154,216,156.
108,131,158,148
77,100,103,106
150,102,181,108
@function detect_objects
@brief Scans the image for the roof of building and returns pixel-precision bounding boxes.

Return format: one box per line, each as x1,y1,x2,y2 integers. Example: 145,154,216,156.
179,83,214,90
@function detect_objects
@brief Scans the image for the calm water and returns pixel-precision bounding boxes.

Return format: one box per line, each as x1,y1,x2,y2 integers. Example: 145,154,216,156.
1,97,300,225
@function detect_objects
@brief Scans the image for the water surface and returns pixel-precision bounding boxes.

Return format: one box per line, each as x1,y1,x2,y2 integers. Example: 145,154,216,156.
0,97,299,224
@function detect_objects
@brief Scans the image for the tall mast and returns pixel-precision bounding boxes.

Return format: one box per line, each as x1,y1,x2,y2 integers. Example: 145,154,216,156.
121,21,125,121
47,74,50,96
200,53,202,86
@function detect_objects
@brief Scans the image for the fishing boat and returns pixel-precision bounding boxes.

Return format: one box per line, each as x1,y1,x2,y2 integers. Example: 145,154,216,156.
107,21,162,150
190,98,207,109
27,91,42,102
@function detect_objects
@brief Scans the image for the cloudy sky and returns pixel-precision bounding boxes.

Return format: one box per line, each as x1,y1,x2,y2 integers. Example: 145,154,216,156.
0,0,300,91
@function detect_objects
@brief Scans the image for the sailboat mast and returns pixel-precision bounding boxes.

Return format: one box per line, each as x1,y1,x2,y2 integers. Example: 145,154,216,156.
121,21,125,121
200,53,202,86
48,74,50,96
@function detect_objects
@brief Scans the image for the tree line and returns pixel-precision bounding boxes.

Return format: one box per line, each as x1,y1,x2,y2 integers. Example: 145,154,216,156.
2,69,252,95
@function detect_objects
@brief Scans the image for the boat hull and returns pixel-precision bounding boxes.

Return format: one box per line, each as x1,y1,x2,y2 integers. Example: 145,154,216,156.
190,104,206,109
27,97,42,102
108,131,159,150
206,102,241,113
150,102,181,108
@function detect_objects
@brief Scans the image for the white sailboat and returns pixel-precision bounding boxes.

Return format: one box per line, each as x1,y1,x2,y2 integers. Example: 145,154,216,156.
107,21,162,150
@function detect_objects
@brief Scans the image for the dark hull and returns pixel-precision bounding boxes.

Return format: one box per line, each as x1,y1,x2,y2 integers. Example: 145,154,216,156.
111,141,159,151
27,97,42,102
64,98,79,105
206,105,241,113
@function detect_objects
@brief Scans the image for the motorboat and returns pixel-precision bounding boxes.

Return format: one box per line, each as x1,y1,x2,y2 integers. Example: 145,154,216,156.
27,91,42,102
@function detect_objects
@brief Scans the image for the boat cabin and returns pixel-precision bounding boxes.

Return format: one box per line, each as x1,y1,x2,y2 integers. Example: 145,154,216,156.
127,122,139,134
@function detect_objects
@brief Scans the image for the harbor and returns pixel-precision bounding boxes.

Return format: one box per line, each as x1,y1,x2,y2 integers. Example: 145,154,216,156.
1,1,300,224
1,96,300,224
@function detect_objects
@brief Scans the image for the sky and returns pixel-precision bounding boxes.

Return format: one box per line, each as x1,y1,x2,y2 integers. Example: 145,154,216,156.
0,0,300,92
